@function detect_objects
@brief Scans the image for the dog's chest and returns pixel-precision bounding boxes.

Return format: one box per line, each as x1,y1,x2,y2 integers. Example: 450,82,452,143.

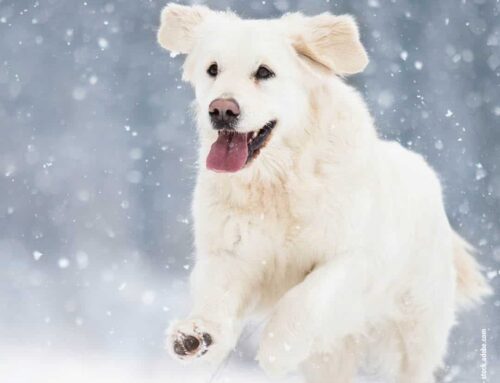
224,179,329,256
197,174,338,263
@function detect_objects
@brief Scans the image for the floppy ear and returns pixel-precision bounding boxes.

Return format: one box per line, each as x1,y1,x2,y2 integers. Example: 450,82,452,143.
157,4,210,54
286,13,369,75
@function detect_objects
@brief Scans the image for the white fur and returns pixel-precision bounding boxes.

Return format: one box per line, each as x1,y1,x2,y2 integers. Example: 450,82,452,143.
158,5,491,382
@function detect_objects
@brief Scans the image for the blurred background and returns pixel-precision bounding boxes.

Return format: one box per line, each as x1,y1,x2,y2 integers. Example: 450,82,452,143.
0,0,498,382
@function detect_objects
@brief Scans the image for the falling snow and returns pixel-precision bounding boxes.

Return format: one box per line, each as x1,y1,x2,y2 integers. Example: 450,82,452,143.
0,0,498,382
98,37,109,50
58,258,70,269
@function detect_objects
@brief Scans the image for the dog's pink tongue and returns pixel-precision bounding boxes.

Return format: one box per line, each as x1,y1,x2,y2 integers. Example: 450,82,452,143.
206,131,248,172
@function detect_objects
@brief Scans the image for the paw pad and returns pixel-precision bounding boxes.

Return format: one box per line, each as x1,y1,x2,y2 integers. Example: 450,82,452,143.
173,331,213,358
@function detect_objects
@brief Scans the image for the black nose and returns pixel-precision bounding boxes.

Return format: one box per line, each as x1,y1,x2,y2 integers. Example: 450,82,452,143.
209,98,240,129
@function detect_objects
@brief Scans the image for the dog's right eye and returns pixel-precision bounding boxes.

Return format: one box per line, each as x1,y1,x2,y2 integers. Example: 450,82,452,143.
207,63,218,78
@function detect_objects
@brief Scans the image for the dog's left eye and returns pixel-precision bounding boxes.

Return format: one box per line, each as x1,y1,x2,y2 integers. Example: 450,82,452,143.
255,65,275,80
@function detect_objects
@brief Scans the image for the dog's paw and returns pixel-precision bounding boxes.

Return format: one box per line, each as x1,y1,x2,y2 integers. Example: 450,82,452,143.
172,330,213,359
166,318,233,364
167,318,215,361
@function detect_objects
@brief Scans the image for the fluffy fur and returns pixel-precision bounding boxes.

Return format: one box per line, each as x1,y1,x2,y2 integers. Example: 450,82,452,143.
158,4,491,382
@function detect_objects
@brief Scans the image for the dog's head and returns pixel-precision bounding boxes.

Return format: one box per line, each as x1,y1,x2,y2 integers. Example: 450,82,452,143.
158,5,368,174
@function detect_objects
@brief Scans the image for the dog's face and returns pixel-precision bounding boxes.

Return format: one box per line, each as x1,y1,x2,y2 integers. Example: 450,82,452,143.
158,5,368,174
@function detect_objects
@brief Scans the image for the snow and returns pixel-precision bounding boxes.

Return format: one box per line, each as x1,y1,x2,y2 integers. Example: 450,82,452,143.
58,257,70,269
141,290,156,305
98,37,109,50
475,163,487,181
76,251,89,269
72,87,87,101
126,170,142,184
377,90,395,108
0,347,305,383
434,140,444,150
0,0,498,382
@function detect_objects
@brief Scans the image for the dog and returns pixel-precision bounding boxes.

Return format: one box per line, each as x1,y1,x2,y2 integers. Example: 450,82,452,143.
157,4,491,382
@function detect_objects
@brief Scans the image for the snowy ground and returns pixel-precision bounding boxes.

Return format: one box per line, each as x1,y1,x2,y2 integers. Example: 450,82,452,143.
1,347,304,383
0,1,498,382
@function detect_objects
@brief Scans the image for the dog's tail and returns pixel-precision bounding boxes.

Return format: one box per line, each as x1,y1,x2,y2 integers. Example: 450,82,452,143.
453,232,492,310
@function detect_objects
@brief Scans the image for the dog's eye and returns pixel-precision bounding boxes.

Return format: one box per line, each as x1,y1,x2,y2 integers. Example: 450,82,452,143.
255,65,275,80
207,63,218,78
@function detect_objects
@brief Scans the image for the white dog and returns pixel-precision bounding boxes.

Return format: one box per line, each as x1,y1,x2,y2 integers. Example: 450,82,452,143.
157,5,491,382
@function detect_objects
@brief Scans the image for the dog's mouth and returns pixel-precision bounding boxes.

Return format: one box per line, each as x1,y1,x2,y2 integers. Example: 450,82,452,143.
206,120,276,173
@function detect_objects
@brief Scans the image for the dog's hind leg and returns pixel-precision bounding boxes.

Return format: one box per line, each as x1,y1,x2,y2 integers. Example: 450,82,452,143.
395,308,455,383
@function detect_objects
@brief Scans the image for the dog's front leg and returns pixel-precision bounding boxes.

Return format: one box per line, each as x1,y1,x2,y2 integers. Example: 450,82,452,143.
167,254,261,365
257,258,367,378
